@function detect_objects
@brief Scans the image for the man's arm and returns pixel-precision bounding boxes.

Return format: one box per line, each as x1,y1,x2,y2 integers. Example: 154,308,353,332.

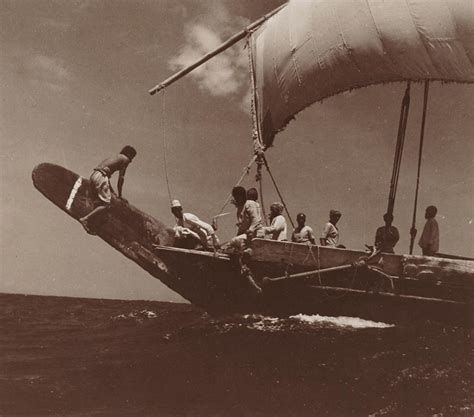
117,167,127,198
185,214,215,236
264,216,285,234
374,227,383,248
393,227,400,245
307,227,316,245
320,223,330,246
245,202,262,233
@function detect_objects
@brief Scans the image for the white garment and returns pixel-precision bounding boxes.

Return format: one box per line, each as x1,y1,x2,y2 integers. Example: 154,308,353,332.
175,212,217,247
264,215,287,241
321,222,339,247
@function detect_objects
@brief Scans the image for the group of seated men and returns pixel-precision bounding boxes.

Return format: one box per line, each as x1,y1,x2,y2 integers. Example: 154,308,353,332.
169,185,348,252
170,186,439,256
79,146,439,256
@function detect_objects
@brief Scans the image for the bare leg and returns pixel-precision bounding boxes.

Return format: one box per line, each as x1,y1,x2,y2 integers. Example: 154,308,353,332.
79,205,108,234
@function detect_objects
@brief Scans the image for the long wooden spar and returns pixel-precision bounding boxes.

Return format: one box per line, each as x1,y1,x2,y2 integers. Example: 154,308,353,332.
148,3,288,95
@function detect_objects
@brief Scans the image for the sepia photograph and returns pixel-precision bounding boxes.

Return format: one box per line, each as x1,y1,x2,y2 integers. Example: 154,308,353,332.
1,0,473,416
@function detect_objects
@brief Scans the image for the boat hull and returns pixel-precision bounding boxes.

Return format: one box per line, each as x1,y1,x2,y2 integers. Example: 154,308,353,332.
33,163,474,325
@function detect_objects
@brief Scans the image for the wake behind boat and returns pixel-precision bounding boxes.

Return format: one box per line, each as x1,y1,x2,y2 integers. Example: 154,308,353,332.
33,0,474,325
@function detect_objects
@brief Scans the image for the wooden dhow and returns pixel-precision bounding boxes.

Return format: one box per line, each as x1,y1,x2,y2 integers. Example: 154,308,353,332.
33,0,474,325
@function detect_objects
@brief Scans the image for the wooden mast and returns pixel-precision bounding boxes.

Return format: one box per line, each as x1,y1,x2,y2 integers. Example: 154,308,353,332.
148,3,288,95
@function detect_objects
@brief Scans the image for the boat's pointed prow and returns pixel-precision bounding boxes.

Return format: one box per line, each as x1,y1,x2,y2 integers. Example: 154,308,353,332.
32,163,92,218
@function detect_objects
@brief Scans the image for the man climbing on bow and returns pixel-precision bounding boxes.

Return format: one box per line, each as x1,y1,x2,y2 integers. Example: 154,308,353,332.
80,145,137,234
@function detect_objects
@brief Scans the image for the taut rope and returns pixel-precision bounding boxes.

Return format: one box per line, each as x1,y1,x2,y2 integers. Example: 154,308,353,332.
160,90,172,205
409,81,430,254
387,82,411,216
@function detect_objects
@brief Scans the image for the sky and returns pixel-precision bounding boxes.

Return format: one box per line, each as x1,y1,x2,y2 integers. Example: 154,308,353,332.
1,0,473,302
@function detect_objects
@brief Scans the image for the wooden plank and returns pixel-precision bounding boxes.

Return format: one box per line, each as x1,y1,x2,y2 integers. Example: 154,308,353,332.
32,163,175,247
401,255,474,286
249,239,474,287
250,239,402,276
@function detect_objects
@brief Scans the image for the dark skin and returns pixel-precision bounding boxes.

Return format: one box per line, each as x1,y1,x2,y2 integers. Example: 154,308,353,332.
171,206,184,221
232,194,246,207
294,214,316,244
268,206,279,222
95,154,132,198
79,153,134,233
375,214,399,252
320,213,341,246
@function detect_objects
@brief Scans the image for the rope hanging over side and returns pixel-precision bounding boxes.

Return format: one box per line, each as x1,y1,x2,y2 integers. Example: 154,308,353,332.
160,89,172,204
387,82,411,216
409,81,430,255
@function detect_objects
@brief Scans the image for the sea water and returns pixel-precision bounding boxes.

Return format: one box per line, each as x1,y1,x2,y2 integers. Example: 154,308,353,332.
1,293,472,417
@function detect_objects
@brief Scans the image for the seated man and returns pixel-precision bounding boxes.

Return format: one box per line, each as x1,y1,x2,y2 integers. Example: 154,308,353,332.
320,209,342,247
229,186,264,250
263,202,288,241
374,213,400,253
292,212,316,244
80,145,137,234
246,187,263,218
171,200,219,250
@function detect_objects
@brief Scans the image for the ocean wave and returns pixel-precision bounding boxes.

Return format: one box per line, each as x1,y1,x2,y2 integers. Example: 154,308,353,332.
289,314,394,329
112,310,158,321
213,313,393,333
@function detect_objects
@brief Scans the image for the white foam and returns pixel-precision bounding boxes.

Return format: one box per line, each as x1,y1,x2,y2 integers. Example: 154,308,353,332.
290,314,394,328
113,310,158,320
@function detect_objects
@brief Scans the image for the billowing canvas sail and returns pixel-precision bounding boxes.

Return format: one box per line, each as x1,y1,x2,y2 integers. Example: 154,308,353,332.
252,0,474,147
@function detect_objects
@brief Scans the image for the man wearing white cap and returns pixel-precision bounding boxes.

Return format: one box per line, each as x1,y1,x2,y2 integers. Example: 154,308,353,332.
262,202,288,241
170,200,219,250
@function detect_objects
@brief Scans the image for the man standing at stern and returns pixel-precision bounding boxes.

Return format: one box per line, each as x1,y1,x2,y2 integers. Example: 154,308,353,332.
418,205,439,256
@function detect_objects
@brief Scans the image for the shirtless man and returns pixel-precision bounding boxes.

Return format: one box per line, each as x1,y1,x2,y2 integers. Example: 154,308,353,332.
229,186,264,249
79,145,137,234
374,213,400,253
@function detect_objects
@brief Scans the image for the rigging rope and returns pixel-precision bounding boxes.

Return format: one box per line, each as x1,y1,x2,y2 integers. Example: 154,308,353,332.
247,34,268,225
409,81,430,254
216,154,258,215
258,170,268,226
387,82,411,216
262,153,295,228
160,90,172,204
247,34,293,228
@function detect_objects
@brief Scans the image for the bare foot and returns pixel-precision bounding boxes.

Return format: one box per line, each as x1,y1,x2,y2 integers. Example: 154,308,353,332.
80,219,97,235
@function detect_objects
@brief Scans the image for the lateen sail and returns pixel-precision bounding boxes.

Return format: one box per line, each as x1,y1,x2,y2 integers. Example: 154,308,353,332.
251,0,474,147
